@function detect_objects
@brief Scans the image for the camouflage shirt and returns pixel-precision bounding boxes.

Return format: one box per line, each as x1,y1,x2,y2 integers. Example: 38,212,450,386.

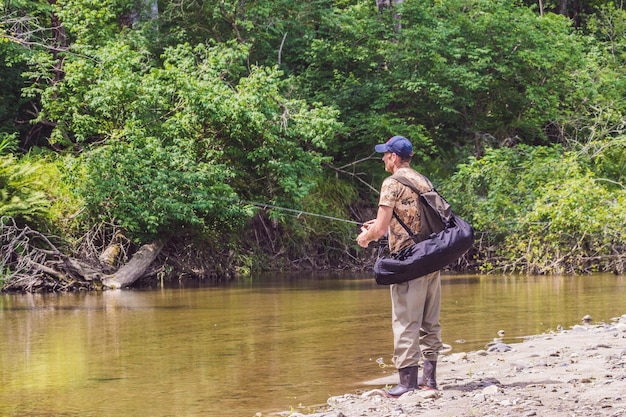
379,167,433,254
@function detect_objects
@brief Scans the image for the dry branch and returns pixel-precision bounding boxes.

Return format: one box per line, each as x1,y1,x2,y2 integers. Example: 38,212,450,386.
1,217,163,292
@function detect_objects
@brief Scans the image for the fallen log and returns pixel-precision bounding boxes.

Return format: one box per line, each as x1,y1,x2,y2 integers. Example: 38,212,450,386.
102,240,165,289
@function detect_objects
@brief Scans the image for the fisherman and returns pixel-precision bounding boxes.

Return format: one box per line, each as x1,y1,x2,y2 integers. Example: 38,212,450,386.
356,135,443,396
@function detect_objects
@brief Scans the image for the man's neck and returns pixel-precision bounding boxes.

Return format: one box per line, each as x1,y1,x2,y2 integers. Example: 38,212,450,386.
392,163,411,174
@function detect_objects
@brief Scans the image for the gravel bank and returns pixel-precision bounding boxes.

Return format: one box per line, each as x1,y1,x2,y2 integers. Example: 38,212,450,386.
275,314,626,417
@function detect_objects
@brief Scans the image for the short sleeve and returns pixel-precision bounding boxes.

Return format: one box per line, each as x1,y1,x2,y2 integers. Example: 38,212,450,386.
377,168,433,253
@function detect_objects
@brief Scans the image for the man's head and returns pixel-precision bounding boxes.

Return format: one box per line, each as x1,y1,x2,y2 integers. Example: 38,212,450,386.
375,136,413,173
375,136,413,159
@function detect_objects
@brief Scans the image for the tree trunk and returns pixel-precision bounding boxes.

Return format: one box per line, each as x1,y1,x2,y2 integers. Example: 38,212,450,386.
102,240,165,289
124,0,158,27
377,0,404,32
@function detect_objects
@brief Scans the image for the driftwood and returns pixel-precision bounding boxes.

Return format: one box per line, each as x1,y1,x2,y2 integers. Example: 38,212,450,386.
102,240,164,289
0,217,163,292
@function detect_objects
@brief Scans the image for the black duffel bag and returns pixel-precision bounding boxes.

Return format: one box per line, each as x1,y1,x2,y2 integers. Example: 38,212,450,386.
373,175,474,285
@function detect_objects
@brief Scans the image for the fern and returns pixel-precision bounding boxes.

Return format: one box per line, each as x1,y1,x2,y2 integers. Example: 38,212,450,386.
0,155,50,224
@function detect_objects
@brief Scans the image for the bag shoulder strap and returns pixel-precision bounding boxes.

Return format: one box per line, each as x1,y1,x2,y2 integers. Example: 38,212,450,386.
391,211,418,242
390,174,453,243
392,174,452,223
389,174,430,242
391,173,433,195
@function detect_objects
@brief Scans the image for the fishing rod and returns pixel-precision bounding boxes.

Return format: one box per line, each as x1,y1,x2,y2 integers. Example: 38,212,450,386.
241,200,364,226
219,157,384,227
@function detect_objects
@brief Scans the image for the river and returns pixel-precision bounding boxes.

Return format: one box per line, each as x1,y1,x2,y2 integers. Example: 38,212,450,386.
1,272,625,417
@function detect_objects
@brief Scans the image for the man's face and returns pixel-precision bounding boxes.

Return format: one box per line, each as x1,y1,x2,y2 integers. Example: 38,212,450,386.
382,152,395,173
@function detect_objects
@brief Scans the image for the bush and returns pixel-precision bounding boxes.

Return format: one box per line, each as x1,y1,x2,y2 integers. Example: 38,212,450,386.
443,144,626,273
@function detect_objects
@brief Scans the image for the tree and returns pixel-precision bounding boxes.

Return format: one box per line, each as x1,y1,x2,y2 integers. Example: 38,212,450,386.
522,0,612,27
38,40,340,240
3,0,626,288
0,0,60,147
296,0,595,176
2,36,342,289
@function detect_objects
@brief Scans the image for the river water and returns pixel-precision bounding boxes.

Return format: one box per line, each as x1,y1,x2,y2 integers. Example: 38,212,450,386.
1,272,625,417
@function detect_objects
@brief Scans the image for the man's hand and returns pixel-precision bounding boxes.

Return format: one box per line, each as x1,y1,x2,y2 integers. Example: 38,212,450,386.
356,221,374,248
356,206,393,248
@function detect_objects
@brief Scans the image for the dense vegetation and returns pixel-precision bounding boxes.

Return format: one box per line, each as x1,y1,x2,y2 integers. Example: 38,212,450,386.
1,0,625,291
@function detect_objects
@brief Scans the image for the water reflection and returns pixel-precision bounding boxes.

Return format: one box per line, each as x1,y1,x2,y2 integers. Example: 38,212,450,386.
441,274,626,348
1,273,625,417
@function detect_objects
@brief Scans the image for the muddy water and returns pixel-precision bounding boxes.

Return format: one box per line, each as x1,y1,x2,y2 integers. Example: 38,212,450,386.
1,273,625,417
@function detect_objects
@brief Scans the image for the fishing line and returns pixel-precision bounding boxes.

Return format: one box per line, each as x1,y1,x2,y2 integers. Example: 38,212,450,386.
241,200,363,226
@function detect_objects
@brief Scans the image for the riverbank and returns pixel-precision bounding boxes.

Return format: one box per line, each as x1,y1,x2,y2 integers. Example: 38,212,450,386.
276,314,626,417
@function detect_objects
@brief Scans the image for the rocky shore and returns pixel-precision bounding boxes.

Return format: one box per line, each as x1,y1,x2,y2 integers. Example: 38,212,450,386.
277,314,626,417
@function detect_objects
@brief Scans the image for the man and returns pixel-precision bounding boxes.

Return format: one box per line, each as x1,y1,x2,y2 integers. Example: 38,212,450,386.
356,135,443,397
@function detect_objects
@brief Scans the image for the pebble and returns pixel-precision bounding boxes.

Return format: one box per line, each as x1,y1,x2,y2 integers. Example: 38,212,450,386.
487,343,513,353
482,384,500,395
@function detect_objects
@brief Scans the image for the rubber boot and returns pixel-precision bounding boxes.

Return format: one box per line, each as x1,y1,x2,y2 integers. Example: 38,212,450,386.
418,360,438,390
385,366,418,397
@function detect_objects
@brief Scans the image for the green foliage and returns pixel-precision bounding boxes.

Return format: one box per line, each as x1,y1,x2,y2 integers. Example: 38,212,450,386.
396,0,592,147
0,152,50,227
295,175,359,264
246,173,360,269
443,145,626,273
55,0,136,45
148,42,339,208
157,0,337,72
80,133,246,243
0,134,17,154
587,5,626,65
443,145,566,235
512,174,626,274
39,39,341,243
3,0,626,276
22,34,156,146
0,46,29,137
297,2,437,163
565,6,626,188
0,136,82,232
288,0,600,180
0,1,48,142
590,136,626,186
565,106,626,188
32,152,86,236
520,0,613,28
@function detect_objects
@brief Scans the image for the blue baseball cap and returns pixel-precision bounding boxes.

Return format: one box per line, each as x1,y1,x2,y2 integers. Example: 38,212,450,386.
374,136,413,158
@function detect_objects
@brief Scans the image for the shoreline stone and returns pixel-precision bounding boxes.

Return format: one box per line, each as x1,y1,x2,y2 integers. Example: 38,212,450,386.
274,314,626,417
